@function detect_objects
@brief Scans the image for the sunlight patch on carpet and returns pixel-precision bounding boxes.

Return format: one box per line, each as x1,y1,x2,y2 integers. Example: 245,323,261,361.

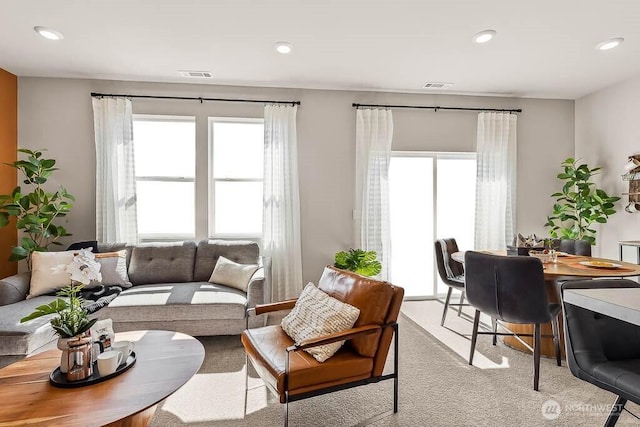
158,366,269,422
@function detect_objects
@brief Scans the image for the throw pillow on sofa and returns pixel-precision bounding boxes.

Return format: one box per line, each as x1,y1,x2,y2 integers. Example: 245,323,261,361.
281,283,360,362
94,250,132,288
28,250,77,298
209,256,259,292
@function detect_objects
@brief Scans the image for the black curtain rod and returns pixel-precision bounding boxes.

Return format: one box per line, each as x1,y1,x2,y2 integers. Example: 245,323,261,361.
352,103,521,113
90,92,300,106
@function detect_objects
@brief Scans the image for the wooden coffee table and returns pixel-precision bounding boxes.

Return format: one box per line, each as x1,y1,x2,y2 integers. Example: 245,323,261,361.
0,330,204,427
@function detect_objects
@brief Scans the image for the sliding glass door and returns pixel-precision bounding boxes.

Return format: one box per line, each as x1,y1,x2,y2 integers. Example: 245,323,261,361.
389,152,476,298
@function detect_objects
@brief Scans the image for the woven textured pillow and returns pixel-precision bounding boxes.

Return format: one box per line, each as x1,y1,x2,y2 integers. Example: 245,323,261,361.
281,283,360,362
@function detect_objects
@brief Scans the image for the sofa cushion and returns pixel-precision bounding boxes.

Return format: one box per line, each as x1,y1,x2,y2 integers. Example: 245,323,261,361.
97,243,134,269
94,251,132,288
209,256,259,293
28,250,76,298
194,240,260,282
128,242,197,285
0,295,58,356
96,282,247,322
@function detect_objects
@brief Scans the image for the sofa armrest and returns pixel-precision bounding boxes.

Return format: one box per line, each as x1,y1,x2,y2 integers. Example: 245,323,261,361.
0,272,31,306
246,256,272,308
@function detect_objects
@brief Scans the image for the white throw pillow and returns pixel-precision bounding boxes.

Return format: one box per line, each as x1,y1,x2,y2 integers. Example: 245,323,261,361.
208,256,259,292
28,250,77,298
93,250,132,288
281,283,361,363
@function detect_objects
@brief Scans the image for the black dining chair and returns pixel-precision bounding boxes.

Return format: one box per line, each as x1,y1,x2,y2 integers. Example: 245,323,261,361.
554,238,592,256
434,238,467,326
464,251,562,391
562,279,640,427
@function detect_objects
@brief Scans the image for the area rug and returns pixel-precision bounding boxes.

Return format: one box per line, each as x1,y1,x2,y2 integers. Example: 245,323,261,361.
149,305,640,426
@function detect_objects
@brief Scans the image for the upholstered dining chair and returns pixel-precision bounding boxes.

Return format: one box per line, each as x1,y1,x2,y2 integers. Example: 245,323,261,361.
555,238,592,256
241,266,404,426
562,279,640,427
434,238,467,326
464,251,562,391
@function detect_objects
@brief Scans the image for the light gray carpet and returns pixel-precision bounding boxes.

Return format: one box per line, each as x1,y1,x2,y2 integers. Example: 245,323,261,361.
149,311,640,426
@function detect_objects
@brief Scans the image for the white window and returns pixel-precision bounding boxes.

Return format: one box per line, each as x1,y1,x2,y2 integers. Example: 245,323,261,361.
209,118,264,238
133,115,196,241
389,152,477,298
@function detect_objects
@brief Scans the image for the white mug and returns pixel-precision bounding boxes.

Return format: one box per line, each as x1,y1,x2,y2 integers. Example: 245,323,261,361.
626,202,640,213
111,341,134,365
97,351,122,376
623,158,640,173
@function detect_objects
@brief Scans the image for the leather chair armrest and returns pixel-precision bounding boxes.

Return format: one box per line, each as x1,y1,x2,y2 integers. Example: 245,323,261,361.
248,299,298,316
286,324,381,352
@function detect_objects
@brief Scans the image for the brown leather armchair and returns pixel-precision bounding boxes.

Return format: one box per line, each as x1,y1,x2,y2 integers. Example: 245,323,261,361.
241,266,404,426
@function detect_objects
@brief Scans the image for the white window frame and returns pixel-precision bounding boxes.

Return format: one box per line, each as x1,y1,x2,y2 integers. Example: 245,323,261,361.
133,114,196,242
391,151,477,300
208,117,265,240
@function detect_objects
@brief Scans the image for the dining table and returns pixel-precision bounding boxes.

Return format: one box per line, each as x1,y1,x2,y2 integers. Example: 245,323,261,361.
451,250,640,358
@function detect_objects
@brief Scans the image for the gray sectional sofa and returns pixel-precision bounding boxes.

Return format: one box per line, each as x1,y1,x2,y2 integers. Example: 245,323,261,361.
0,240,271,366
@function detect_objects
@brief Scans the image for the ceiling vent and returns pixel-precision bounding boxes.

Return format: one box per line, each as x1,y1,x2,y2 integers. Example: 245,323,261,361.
179,70,213,78
423,82,454,89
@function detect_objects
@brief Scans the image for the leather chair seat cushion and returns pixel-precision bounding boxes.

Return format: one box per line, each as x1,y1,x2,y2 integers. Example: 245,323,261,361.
591,359,640,402
242,325,373,396
317,267,394,357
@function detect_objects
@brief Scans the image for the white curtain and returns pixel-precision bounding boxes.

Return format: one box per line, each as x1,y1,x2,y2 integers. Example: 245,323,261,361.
474,112,517,250
263,104,303,301
355,108,393,281
92,97,138,244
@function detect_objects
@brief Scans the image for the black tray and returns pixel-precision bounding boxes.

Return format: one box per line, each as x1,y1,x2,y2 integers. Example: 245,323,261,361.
49,352,136,388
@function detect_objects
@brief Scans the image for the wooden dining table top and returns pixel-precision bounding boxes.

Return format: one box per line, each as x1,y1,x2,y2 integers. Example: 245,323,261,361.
451,250,640,278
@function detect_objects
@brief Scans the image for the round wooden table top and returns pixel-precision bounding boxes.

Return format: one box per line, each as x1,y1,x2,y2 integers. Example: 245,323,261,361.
0,330,204,427
452,250,640,278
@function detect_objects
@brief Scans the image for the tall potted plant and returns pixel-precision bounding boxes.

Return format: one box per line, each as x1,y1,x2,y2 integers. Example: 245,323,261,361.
545,157,620,245
0,149,74,268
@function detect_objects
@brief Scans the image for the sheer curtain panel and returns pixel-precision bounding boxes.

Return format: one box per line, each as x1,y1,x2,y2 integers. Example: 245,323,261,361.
474,112,517,250
92,97,138,244
355,108,393,281
263,104,303,301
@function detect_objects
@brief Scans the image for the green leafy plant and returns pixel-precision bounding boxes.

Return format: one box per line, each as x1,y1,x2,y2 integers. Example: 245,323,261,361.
545,157,620,245
334,249,382,277
0,149,74,268
20,283,97,338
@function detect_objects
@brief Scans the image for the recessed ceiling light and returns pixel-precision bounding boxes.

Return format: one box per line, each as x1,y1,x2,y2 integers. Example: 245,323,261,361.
473,29,496,44
34,26,64,40
595,37,624,51
275,42,292,54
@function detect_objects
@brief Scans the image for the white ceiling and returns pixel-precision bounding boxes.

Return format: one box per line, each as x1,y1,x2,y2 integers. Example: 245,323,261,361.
2,0,640,99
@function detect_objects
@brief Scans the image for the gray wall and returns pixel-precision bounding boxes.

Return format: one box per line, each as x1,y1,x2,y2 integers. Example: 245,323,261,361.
576,74,640,259
18,77,574,284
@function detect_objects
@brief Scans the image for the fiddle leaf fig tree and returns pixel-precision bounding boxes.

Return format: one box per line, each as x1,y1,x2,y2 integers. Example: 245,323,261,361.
0,149,74,268
545,157,620,246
